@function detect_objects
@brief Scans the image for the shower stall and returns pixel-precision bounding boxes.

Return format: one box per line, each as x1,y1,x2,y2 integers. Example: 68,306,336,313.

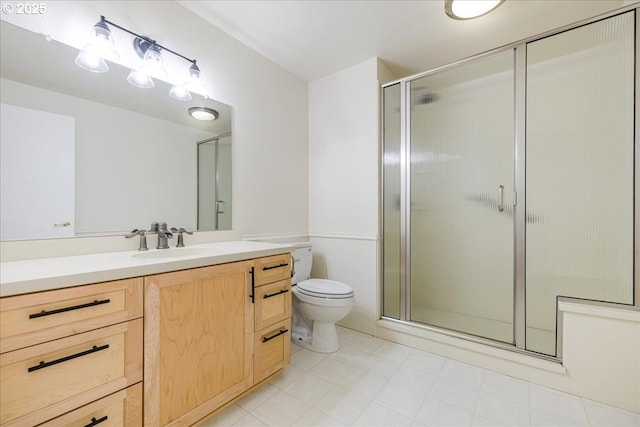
198,134,232,231
382,9,637,358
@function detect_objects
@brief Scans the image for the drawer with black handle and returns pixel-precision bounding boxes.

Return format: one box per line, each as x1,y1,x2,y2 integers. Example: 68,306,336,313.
0,278,143,354
0,319,142,426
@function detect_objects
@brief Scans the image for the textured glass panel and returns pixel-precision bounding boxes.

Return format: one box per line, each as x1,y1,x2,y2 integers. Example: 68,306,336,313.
409,51,515,343
526,12,635,356
382,84,402,319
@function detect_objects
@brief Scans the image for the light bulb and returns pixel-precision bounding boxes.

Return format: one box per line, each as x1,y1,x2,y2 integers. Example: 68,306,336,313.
75,50,109,73
83,18,119,61
169,85,192,101
127,69,154,88
183,62,207,95
445,0,503,20
138,43,166,79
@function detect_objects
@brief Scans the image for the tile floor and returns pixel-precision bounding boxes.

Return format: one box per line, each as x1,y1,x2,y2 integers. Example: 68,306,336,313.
201,327,640,427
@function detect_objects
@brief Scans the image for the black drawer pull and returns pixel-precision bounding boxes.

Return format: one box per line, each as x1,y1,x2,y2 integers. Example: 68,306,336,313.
262,263,288,271
84,415,108,427
28,344,109,372
29,299,111,319
262,329,288,343
263,289,289,299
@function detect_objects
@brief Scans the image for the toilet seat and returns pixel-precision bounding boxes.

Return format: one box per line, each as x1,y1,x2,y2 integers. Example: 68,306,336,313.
293,279,354,308
295,279,354,299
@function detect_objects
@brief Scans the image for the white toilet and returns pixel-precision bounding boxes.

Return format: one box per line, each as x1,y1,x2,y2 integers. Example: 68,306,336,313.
290,242,354,353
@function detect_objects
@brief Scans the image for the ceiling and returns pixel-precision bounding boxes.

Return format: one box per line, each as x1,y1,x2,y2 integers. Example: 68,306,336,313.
179,0,633,82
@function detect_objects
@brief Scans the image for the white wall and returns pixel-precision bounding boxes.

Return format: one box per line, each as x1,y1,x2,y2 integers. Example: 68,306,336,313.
308,58,395,334
1,0,309,240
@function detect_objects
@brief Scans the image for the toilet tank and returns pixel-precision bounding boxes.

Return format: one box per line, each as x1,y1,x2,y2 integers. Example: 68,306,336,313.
291,242,312,285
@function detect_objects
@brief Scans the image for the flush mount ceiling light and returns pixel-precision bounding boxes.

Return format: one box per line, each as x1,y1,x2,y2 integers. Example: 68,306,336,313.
75,15,207,100
188,107,218,121
445,0,504,20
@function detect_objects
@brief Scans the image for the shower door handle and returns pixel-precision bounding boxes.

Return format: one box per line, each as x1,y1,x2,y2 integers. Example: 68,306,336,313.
497,185,504,212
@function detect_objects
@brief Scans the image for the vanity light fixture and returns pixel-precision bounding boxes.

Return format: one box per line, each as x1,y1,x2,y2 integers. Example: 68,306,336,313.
188,107,218,121
445,0,504,20
75,15,207,100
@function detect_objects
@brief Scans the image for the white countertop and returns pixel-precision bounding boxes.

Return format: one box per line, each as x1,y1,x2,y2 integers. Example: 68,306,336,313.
0,241,294,297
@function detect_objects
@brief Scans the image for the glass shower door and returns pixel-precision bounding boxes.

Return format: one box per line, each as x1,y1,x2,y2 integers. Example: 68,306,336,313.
409,50,515,343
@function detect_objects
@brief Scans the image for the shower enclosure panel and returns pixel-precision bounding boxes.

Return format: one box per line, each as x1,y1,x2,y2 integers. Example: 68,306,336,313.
525,11,635,355
382,8,636,358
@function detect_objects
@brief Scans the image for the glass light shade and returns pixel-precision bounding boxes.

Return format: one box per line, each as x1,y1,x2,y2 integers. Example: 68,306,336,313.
188,107,218,121
75,50,109,73
139,44,167,79
445,0,503,20
169,85,192,101
83,20,119,61
183,62,207,95
127,69,154,88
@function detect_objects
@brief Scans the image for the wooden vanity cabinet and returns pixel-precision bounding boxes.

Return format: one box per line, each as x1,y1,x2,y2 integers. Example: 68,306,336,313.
0,251,292,427
144,261,255,427
0,278,143,427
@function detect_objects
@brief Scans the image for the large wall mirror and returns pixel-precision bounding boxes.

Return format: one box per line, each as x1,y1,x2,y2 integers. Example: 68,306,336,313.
0,20,233,241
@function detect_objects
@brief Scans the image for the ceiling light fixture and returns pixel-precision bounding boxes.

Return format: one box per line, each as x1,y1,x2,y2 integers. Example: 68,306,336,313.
445,0,504,20
75,15,207,100
188,107,218,121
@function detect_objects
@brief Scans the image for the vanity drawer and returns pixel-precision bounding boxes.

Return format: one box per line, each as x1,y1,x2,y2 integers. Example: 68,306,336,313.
0,318,143,426
0,278,143,354
254,318,291,383
254,279,291,331
253,253,291,286
39,383,142,427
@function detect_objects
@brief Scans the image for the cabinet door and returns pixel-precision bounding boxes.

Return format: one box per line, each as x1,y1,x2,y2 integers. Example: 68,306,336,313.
144,261,253,427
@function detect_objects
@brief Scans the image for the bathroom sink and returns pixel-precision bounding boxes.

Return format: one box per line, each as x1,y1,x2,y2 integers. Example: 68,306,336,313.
131,247,219,259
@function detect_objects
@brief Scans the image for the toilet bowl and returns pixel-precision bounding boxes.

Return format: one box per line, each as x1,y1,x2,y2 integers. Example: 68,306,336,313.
290,243,354,353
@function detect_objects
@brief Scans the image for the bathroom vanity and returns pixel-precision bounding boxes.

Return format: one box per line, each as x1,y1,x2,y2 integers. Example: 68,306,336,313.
0,241,293,427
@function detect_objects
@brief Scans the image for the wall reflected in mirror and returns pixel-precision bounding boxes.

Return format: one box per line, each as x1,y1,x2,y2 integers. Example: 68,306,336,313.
0,20,233,241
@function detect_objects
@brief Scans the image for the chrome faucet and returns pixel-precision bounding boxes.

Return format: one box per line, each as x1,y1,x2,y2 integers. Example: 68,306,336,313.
125,229,149,251
126,222,175,250
156,222,173,249
171,227,193,247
